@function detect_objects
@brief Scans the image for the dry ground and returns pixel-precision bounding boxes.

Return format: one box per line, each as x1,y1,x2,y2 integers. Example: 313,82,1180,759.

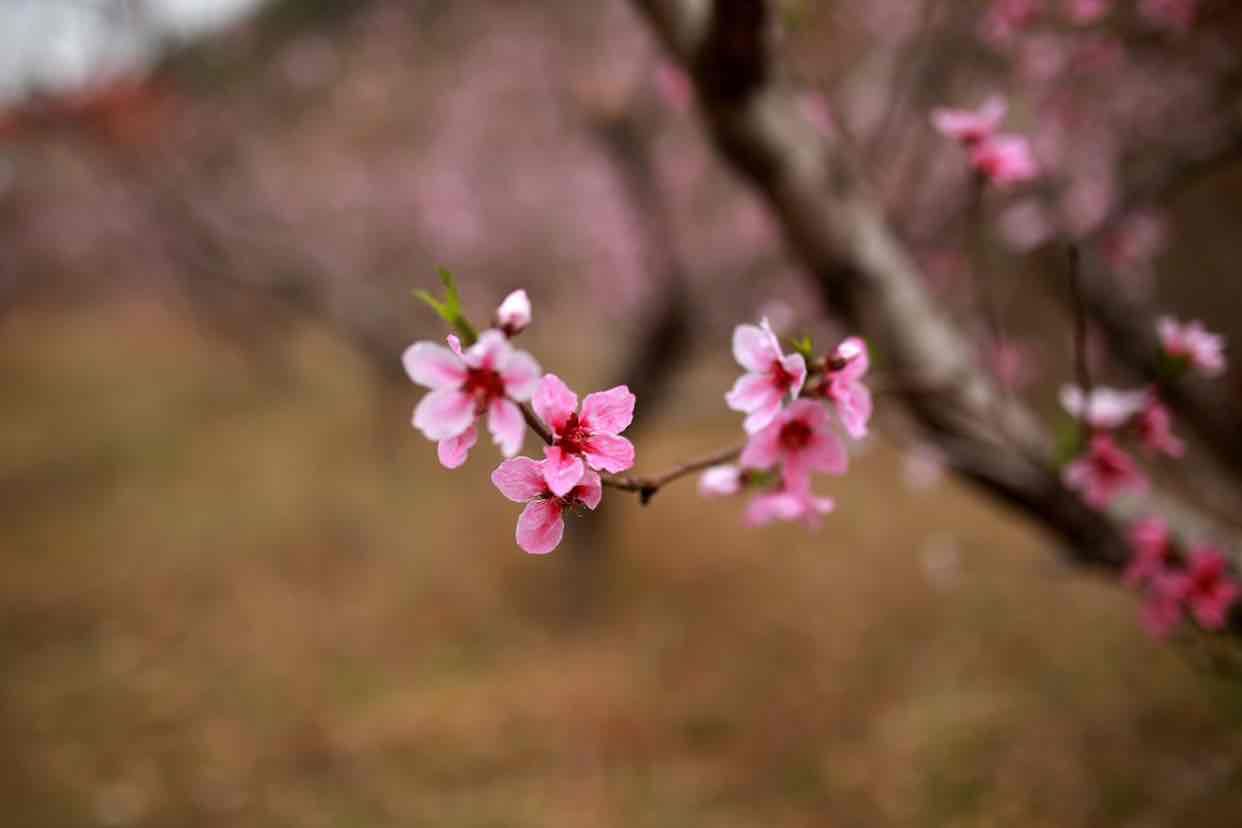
3,303,1241,827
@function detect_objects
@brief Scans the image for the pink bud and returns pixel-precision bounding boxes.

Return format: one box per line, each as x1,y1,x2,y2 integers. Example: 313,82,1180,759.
496,289,532,336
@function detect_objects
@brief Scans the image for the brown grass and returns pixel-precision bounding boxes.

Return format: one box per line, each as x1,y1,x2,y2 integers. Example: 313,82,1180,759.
2,303,1241,827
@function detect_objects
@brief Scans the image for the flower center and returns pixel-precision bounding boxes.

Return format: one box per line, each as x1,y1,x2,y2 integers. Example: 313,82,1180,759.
462,368,506,413
778,419,813,451
769,360,797,392
1090,447,1127,481
556,412,592,455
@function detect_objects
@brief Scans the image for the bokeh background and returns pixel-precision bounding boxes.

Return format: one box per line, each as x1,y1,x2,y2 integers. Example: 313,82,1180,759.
4,1,1242,825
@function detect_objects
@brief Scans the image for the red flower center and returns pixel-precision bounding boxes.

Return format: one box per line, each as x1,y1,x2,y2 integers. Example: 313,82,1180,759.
556,412,591,455
779,419,813,451
462,368,506,413
1090,446,1128,481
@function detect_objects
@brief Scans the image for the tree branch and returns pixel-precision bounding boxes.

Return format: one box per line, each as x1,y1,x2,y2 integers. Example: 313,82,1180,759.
628,0,1242,618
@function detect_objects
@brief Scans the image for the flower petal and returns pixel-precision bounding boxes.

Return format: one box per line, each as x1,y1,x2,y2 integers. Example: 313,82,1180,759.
835,337,870,381
533,374,579,434
464,329,511,371
402,342,466,389
832,382,873,439
732,323,780,373
491,456,547,502
583,433,635,473
499,350,542,401
412,388,474,440
542,445,585,497
488,398,525,458
805,429,849,476
580,386,636,435
725,372,780,414
742,398,784,435
516,499,564,555
781,352,808,397
437,425,477,469
573,470,603,510
739,420,782,470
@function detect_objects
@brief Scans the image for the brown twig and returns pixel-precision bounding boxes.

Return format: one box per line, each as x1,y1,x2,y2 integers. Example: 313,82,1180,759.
519,401,743,505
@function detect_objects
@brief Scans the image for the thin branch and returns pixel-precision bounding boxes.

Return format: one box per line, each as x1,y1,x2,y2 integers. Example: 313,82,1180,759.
519,401,741,504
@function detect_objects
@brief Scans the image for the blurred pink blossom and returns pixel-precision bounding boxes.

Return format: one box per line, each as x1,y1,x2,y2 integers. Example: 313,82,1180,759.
699,465,743,497
741,399,848,494
1059,385,1147,429
726,319,808,434
1157,317,1226,377
1136,398,1185,458
1123,517,1171,588
1063,433,1147,508
745,487,836,529
971,135,1040,188
931,97,1007,146
822,337,873,439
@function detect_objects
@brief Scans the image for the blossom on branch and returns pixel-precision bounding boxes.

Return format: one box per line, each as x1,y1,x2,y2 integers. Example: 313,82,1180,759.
699,465,743,496
495,289,531,336
1062,433,1146,509
1136,397,1184,458
726,319,807,434
1059,384,1147,429
931,97,1008,146
740,399,847,494
492,456,602,555
1123,517,1172,588
533,374,636,496
1157,316,1226,378
970,135,1039,188
821,337,873,439
405,330,541,468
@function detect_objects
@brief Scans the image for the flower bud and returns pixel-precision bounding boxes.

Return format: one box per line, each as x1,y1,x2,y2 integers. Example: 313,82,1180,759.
496,290,532,336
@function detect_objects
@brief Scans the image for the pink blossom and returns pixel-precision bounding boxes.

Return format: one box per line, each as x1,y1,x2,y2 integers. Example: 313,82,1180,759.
970,135,1040,188
533,374,636,496
404,330,541,468
980,0,1043,45
1136,398,1185,458
1182,548,1239,630
931,96,1008,146
1141,571,1189,640
740,399,847,493
822,337,872,439
1065,0,1112,24
745,487,836,529
1058,385,1147,429
1139,0,1196,33
1157,317,1226,377
1123,517,1171,588
725,319,808,434
699,465,743,497
1062,433,1147,508
654,61,693,113
491,456,602,555
495,289,531,336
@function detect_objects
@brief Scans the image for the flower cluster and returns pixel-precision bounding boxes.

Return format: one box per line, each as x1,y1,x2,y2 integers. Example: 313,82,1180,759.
931,96,1039,189
404,280,636,555
700,321,872,528
1053,317,1235,636
1123,518,1239,638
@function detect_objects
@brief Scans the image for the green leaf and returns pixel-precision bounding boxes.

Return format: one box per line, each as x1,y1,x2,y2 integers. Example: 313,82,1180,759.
414,269,479,346
787,334,815,362
1053,416,1087,467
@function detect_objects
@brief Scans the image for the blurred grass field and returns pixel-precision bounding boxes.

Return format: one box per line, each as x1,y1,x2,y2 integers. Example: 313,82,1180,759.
4,302,1242,827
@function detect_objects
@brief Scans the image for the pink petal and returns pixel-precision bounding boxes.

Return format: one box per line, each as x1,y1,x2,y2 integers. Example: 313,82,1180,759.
804,429,850,476
573,470,604,510
580,386,636,435
833,383,873,439
437,425,477,469
742,398,784,435
412,388,474,441
583,433,635,473
781,353,808,397
446,334,464,358
725,372,781,413
1191,590,1234,631
542,445,585,497
491,456,547,502
516,499,565,555
745,492,804,526
740,422,782,470
488,398,525,457
402,342,467,389
835,337,870,382
533,374,579,434
732,323,780,373
464,330,511,371
499,350,542,401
